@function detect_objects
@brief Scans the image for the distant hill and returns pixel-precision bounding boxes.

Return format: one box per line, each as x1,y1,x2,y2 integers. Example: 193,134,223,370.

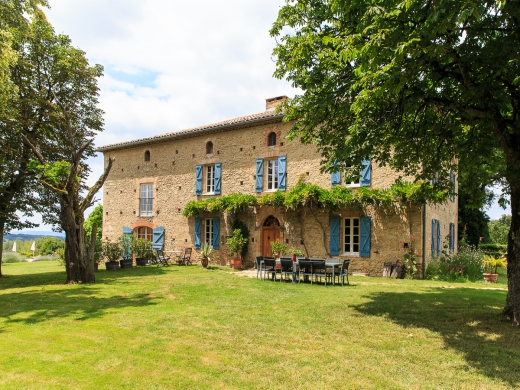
4,232,65,242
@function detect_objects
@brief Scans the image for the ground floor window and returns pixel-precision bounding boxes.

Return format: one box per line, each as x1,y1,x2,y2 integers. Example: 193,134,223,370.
344,218,360,254
135,226,153,241
204,219,213,245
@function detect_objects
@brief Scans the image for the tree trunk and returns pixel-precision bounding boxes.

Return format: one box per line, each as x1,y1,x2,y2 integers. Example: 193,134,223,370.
61,194,95,284
502,178,520,325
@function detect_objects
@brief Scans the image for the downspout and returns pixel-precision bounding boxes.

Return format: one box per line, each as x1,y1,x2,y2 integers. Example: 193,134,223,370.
422,202,427,279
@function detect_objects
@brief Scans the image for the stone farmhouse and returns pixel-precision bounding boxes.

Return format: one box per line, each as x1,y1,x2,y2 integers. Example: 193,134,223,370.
99,96,458,275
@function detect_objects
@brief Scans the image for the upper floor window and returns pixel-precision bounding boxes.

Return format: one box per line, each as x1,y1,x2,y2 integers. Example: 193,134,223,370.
268,132,276,146
206,164,215,194
343,167,360,187
206,141,213,154
144,150,150,162
266,159,279,190
139,183,153,216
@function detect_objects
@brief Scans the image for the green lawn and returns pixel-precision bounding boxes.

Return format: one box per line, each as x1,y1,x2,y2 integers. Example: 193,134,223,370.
0,262,518,389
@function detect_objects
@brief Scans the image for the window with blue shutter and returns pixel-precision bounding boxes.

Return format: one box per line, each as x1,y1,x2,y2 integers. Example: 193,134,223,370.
331,161,340,187
437,220,441,257
278,155,287,191
449,223,454,252
214,163,222,195
431,219,436,257
152,226,165,250
212,218,220,250
330,216,340,256
194,218,202,249
122,226,133,259
195,164,203,195
361,158,371,187
360,216,371,257
255,158,264,193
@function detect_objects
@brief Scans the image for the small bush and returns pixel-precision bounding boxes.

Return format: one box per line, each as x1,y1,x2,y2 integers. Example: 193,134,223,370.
2,253,28,263
427,244,484,282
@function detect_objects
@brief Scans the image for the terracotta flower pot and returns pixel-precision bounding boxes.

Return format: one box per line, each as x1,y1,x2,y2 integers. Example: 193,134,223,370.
483,273,499,283
231,258,242,269
201,257,209,268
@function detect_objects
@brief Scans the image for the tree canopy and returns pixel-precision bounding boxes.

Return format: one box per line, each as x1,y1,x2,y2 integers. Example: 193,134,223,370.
271,0,520,324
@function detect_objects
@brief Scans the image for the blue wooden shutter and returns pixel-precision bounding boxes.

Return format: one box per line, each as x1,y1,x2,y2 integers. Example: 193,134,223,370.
122,226,133,259
152,226,165,250
194,218,202,249
360,216,371,257
437,220,441,257
255,158,264,193
330,216,340,256
195,164,203,195
361,158,371,187
431,219,436,257
214,163,222,195
278,155,287,190
212,218,220,250
331,161,340,187
449,223,454,252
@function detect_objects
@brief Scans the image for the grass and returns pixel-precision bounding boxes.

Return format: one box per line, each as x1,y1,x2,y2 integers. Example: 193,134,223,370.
0,261,518,389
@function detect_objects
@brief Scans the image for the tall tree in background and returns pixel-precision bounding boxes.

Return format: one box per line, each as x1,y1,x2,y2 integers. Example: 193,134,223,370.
0,0,48,276
271,1,520,323
22,19,113,283
489,214,512,245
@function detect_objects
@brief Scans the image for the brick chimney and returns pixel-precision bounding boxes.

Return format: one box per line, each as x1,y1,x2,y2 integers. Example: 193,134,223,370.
265,95,287,111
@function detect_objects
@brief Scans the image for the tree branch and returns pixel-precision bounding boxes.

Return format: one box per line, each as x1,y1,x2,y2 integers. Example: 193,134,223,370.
79,157,114,213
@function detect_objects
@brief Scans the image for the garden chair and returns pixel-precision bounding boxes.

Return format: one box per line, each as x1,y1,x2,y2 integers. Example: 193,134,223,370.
325,258,340,284
255,256,264,279
311,260,327,285
335,259,351,286
176,248,192,265
298,259,313,283
262,258,277,281
156,250,170,267
280,259,294,282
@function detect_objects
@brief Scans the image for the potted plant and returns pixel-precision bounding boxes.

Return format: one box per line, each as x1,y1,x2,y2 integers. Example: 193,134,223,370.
198,242,213,268
483,255,506,283
102,239,122,271
120,234,133,269
270,241,287,259
226,228,248,269
287,247,304,262
132,238,153,266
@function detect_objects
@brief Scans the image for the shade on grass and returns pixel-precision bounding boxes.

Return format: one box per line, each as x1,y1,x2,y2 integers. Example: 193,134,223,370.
0,261,517,389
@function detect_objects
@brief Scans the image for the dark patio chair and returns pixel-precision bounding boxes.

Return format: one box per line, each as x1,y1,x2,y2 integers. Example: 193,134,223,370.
176,248,192,265
255,256,264,279
156,250,170,267
298,259,313,283
335,259,351,286
325,258,340,284
280,259,294,282
262,258,277,281
312,260,327,285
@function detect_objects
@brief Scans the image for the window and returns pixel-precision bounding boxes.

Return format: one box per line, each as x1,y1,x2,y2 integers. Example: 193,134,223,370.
268,132,276,146
343,167,360,187
144,150,150,162
205,164,215,193
267,159,279,190
204,219,213,245
206,141,213,154
135,226,153,241
344,218,360,254
139,184,153,216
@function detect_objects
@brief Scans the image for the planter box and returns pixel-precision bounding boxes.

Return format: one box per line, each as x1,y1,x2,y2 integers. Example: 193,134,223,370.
136,258,148,266
120,259,133,269
105,261,119,271
484,273,499,283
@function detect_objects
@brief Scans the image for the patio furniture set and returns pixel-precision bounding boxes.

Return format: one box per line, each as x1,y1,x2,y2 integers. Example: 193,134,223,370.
256,257,351,286
149,248,193,266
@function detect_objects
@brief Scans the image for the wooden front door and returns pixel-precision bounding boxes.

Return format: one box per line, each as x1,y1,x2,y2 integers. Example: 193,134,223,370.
262,226,280,257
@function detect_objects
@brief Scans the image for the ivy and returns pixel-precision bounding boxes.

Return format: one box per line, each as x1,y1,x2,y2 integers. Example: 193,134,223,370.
182,180,447,217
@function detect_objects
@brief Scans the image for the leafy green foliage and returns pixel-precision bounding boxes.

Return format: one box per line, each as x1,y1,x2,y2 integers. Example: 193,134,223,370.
230,219,249,259
270,241,287,257
488,214,511,245
38,236,65,255
131,238,152,259
225,229,248,259
84,204,103,261
101,240,122,263
458,190,490,247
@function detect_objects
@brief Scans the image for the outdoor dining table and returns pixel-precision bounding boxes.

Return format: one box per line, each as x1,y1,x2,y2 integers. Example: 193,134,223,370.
260,259,342,285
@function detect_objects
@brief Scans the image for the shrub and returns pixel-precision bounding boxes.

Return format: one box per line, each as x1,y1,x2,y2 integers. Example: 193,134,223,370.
427,244,484,282
2,253,27,263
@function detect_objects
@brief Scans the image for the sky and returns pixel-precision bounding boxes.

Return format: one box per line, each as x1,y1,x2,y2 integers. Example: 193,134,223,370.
15,0,510,233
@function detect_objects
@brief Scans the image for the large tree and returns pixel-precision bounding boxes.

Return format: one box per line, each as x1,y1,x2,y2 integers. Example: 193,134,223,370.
0,0,48,276
20,19,113,283
271,1,520,323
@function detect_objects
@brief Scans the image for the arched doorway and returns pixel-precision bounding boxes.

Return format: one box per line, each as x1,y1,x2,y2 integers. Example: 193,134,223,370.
262,215,281,257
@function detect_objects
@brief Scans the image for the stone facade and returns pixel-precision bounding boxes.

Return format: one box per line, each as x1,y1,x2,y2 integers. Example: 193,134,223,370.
100,98,458,276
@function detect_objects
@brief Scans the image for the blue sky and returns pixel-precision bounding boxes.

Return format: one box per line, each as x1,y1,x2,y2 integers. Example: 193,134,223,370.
15,0,510,233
